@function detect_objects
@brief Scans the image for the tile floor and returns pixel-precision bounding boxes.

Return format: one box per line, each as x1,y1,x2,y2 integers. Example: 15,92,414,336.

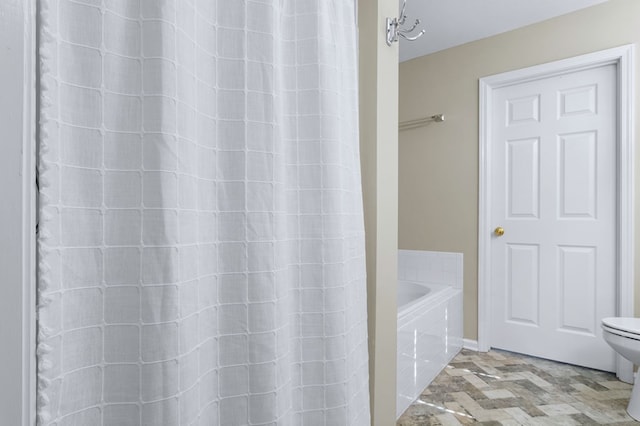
397,349,637,425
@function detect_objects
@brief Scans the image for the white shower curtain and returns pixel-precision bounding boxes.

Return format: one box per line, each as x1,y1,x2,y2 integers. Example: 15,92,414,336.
36,0,370,425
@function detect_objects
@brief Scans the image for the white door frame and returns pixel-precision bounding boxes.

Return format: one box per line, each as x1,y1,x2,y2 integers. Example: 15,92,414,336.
478,45,635,383
0,0,37,424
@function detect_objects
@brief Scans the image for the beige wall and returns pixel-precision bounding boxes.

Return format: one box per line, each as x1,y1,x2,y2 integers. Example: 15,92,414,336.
398,0,640,341
359,0,399,424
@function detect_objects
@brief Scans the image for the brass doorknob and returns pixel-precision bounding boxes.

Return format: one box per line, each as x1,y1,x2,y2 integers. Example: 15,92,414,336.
494,226,505,236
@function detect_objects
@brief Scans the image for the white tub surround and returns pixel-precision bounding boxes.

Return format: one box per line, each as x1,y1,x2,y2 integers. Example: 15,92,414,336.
396,250,463,418
398,250,463,289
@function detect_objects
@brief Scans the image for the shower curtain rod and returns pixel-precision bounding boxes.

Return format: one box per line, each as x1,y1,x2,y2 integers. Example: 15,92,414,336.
399,113,445,131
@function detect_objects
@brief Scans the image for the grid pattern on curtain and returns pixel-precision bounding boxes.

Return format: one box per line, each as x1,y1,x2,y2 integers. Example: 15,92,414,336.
37,0,370,424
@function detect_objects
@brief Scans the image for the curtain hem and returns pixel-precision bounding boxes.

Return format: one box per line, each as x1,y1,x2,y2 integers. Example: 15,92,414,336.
36,0,57,423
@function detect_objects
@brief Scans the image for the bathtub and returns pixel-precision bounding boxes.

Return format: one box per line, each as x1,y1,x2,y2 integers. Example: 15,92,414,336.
396,253,463,419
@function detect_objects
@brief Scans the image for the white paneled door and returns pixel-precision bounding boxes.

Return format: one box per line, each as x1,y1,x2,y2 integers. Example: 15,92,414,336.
490,64,617,372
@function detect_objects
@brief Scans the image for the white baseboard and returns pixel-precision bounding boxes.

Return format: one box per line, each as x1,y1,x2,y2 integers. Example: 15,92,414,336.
463,339,479,351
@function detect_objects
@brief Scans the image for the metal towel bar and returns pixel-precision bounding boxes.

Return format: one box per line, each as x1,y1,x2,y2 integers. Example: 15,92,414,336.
399,114,445,131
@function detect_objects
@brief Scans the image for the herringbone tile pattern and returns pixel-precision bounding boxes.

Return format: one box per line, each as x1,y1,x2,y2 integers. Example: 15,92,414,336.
397,349,636,425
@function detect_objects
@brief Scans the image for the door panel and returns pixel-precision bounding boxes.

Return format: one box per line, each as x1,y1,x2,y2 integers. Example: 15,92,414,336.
507,138,540,218
491,64,617,372
507,95,540,125
558,84,597,117
558,245,596,335
506,244,539,326
558,132,597,218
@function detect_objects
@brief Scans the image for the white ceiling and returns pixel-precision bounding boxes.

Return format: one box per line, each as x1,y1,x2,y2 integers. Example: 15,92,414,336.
399,0,609,62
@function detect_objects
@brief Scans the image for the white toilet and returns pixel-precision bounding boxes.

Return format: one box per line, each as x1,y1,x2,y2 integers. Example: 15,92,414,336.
602,317,640,420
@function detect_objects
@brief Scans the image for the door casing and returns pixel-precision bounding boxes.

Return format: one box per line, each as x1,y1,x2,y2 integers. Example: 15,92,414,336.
478,45,635,383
